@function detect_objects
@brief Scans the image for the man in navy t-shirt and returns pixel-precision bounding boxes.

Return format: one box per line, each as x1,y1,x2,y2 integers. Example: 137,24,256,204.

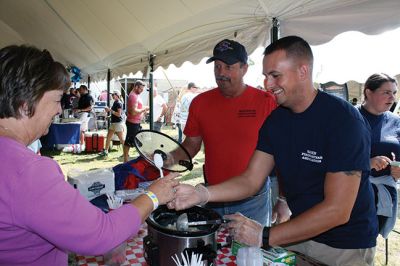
171,36,378,266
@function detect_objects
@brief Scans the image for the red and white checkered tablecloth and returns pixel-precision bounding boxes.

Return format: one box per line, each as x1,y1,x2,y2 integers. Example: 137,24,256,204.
75,225,237,266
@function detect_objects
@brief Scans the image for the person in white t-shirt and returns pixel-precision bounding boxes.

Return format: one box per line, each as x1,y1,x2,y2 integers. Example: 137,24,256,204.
152,87,167,132
180,82,199,131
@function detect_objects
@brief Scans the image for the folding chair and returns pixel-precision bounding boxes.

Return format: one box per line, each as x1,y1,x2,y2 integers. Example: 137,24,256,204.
385,229,400,265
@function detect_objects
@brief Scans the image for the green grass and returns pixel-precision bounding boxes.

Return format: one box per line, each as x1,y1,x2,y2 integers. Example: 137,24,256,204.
43,125,400,265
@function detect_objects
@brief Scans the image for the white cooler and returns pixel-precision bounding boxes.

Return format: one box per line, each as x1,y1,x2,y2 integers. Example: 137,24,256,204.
67,168,115,200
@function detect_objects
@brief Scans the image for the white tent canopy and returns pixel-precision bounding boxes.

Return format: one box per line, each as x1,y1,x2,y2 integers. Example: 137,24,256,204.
1,0,400,81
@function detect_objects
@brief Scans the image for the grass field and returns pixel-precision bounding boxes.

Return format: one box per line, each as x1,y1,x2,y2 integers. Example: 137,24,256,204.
43,125,400,265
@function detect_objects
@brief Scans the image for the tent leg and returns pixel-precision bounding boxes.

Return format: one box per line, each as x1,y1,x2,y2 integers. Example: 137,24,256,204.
270,17,280,43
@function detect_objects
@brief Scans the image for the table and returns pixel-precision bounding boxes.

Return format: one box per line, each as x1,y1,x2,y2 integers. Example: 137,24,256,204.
75,226,325,266
42,122,81,149
75,225,236,266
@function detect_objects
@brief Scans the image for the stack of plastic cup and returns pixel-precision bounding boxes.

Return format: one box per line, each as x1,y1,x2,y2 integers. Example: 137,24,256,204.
236,246,263,266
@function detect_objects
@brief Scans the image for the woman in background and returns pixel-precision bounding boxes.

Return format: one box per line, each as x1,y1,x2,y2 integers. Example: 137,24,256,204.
358,73,400,238
0,45,178,266
100,91,125,156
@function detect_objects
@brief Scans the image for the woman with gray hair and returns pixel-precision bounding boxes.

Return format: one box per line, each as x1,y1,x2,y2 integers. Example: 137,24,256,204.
0,45,178,265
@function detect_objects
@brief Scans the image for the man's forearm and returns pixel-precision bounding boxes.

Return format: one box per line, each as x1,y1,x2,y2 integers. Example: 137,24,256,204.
269,200,346,246
207,175,258,202
129,107,144,116
268,171,361,247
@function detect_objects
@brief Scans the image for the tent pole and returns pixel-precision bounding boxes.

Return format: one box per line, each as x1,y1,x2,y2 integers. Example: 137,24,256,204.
107,69,111,129
124,78,128,113
149,54,156,130
270,17,280,43
87,75,91,89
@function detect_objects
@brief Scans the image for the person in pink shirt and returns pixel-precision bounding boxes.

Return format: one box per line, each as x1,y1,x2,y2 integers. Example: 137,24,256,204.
123,80,149,162
0,45,178,266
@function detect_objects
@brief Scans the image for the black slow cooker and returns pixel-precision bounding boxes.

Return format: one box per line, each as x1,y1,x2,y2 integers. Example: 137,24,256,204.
133,130,217,265
144,205,222,266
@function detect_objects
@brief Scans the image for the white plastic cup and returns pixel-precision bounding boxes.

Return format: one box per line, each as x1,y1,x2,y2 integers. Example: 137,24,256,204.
236,246,263,266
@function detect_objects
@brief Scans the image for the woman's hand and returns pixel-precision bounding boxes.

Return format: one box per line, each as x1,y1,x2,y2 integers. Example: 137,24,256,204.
370,156,391,171
148,173,180,205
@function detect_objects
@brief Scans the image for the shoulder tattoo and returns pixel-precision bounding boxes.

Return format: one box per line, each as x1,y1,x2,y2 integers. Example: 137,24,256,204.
343,171,361,178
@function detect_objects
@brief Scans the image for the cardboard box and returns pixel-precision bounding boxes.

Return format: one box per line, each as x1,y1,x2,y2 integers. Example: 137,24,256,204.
68,168,115,200
85,132,105,152
232,240,296,266
262,247,296,266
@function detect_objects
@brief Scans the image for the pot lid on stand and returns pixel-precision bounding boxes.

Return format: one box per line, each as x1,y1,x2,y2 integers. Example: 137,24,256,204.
133,129,193,172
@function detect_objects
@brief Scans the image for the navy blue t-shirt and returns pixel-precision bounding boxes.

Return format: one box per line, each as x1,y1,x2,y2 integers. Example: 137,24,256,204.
77,93,94,112
60,93,73,109
111,100,123,123
257,91,378,249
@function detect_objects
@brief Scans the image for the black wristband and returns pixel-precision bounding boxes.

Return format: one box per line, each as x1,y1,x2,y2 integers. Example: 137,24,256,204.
262,226,271,250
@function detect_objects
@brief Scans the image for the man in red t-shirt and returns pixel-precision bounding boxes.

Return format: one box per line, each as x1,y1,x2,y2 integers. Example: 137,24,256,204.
172,39,277,225
123,80,148,162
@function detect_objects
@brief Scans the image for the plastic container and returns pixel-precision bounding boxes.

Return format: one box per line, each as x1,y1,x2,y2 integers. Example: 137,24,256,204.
103,241,127,266
67,168,115,200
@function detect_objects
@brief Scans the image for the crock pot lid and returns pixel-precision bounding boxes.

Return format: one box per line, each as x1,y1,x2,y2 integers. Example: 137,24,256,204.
133,130,193,172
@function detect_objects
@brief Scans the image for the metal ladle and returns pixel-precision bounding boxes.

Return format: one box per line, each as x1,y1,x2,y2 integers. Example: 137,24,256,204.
176,213,229,231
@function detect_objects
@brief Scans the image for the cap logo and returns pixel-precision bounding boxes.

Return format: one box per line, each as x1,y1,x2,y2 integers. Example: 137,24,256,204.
216,40,234,52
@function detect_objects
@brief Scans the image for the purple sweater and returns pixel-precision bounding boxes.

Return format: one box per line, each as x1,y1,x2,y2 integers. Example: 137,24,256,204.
0,137,141,265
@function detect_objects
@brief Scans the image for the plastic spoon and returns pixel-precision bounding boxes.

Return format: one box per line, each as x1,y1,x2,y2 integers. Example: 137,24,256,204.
154,153,164,178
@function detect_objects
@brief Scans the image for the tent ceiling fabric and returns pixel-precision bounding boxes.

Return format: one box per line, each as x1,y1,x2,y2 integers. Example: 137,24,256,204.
1,0,400,81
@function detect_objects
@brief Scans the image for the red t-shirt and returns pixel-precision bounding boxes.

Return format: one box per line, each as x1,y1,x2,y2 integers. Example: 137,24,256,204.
184,86,276,185
127,91,143,124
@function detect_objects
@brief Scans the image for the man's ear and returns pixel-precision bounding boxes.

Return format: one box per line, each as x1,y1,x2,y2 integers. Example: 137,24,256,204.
298,64,309,81
241,63,249,75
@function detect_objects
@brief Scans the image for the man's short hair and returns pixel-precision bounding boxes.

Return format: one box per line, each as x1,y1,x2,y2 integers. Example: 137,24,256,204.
188,82,198,89
264,36,314,69
79,85,88,91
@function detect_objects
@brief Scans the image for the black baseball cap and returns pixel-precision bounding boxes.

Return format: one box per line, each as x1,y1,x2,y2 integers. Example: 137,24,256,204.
206,39,248,65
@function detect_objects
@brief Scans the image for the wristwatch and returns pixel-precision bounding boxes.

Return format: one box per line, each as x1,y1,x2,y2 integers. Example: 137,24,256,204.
262,226,271,250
